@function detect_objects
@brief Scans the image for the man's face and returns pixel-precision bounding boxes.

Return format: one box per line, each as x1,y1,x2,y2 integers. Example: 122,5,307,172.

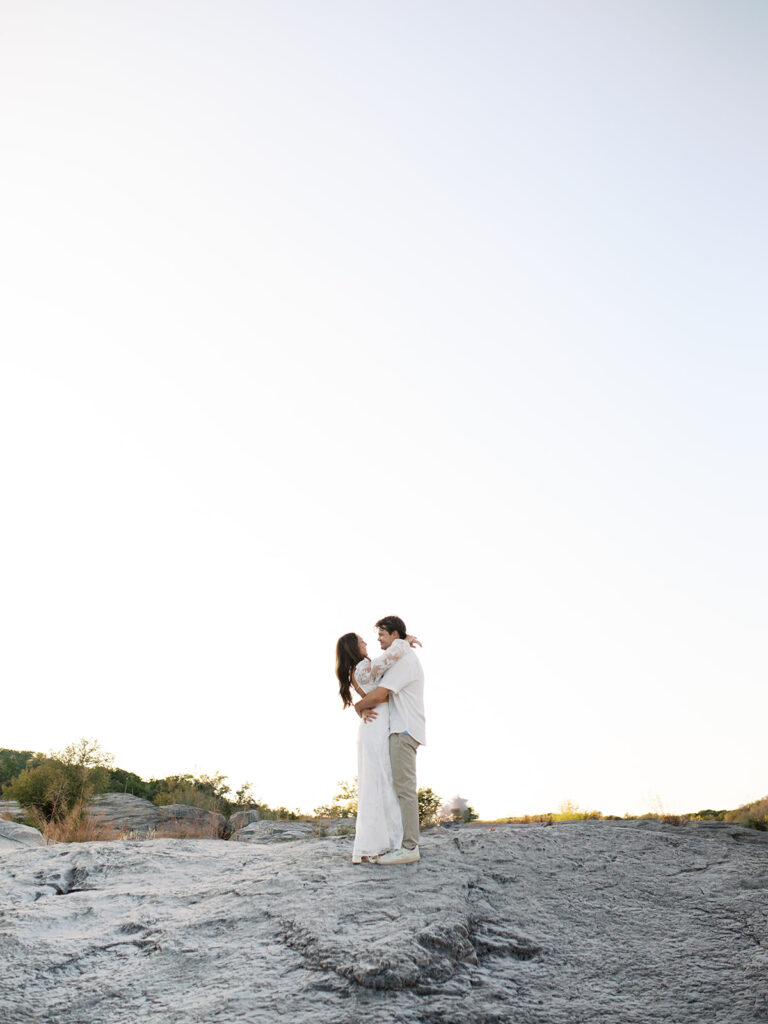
377,627,396,650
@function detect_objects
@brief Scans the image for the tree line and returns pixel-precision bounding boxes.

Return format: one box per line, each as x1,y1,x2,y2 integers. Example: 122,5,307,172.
0,740,299,822
0,740,476,828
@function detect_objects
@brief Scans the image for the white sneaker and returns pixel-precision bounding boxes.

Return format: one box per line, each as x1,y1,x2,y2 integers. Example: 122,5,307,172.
376,846,420,865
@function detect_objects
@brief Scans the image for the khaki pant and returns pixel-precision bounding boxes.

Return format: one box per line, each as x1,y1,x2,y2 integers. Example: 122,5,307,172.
389,732,420,850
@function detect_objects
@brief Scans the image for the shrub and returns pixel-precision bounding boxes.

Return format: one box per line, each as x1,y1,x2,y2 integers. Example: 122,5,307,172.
146,772,276,817
440,796,479,824
258,805,300,821
418,787,441,828
153,781,227,813
151,772,231,811
2,739,114,820
4,760,76,820
107,768,156,801
553,800,600,822
725,795,768,831
314,779,358,819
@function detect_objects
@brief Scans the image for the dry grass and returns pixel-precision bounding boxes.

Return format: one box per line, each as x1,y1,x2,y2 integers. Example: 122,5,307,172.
487,801,602,826
22,804,226,844
152,816,224,840
725,795,768,831
487,814,555,825
26,804,120,844
484,811,688,827
659,814,687,827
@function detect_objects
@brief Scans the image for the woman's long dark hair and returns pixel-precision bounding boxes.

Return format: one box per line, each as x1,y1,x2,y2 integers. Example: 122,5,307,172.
336,632,363,708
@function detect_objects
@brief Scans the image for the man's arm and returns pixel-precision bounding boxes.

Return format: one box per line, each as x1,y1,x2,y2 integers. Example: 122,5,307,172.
355,686,391,714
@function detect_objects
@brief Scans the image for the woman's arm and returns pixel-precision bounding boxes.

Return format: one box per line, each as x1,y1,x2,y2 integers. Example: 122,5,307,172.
351,659,373,705
370,637,412,681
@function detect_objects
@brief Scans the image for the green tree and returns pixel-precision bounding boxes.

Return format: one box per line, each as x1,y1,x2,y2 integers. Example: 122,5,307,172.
457,805,478,823
54,738,113,804
258,805,300,821
57,738,114,771
2,738,114,820
314,778,358,818
694,808,727,821
107,767,155,800
0,748,40,789
150,772,233,813
418,787,441,828
234,781,258,808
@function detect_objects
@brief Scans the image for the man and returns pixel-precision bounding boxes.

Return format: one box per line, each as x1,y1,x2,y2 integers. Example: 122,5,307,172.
354,615,426,865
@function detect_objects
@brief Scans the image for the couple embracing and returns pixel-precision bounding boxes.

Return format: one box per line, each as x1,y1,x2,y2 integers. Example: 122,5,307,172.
335,615,425,865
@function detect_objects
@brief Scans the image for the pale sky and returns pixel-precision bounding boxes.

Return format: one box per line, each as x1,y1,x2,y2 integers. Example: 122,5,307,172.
1,1,766,819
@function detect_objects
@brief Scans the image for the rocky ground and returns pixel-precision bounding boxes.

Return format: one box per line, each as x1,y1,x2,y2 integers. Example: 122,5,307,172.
1,820,767,1024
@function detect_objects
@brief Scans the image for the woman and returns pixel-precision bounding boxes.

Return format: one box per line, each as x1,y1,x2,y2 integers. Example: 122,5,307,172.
335,632,414,863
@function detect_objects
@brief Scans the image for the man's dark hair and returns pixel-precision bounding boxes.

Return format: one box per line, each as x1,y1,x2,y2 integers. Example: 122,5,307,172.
375,615,407,639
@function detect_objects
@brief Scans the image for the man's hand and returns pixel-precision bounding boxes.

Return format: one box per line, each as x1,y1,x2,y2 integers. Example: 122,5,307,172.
355,702,378,722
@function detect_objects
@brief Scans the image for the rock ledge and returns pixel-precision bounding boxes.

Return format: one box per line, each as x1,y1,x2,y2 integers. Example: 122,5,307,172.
1,820,766,1023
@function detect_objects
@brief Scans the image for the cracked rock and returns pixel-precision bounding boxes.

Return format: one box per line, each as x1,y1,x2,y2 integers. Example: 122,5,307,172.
0,820,766,1023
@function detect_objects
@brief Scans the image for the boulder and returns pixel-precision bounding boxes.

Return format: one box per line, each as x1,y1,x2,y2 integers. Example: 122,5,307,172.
227,808,261,833
234,820,316,842
0,800,27,822
156,804,227,838
0,819,45,853
87,793,161,834
87,794,227,838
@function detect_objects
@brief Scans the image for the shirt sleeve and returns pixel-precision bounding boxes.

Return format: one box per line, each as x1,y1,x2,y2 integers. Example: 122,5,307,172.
354,659,372,687
370,638,411,684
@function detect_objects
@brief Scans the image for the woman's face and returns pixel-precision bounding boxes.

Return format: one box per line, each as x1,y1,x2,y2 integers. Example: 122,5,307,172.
357,635,369,659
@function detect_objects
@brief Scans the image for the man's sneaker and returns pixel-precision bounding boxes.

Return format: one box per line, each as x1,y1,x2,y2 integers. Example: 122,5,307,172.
377,846,420,865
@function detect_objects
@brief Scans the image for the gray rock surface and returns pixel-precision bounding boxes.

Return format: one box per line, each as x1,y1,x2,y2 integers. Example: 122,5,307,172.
317,815,357,836
234,819,316,842
0,819,44,852
87,794,226,837
87,793,160,834
0,799,27,822
1,820,767,1023
231,818,356,842
228,808,261,833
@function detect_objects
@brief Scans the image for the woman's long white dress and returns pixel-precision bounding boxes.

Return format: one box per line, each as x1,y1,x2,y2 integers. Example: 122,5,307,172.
352,655,404,862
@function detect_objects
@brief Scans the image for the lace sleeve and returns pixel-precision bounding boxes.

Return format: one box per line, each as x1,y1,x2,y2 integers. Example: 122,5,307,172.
370,638,411,681
354,660,372,687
